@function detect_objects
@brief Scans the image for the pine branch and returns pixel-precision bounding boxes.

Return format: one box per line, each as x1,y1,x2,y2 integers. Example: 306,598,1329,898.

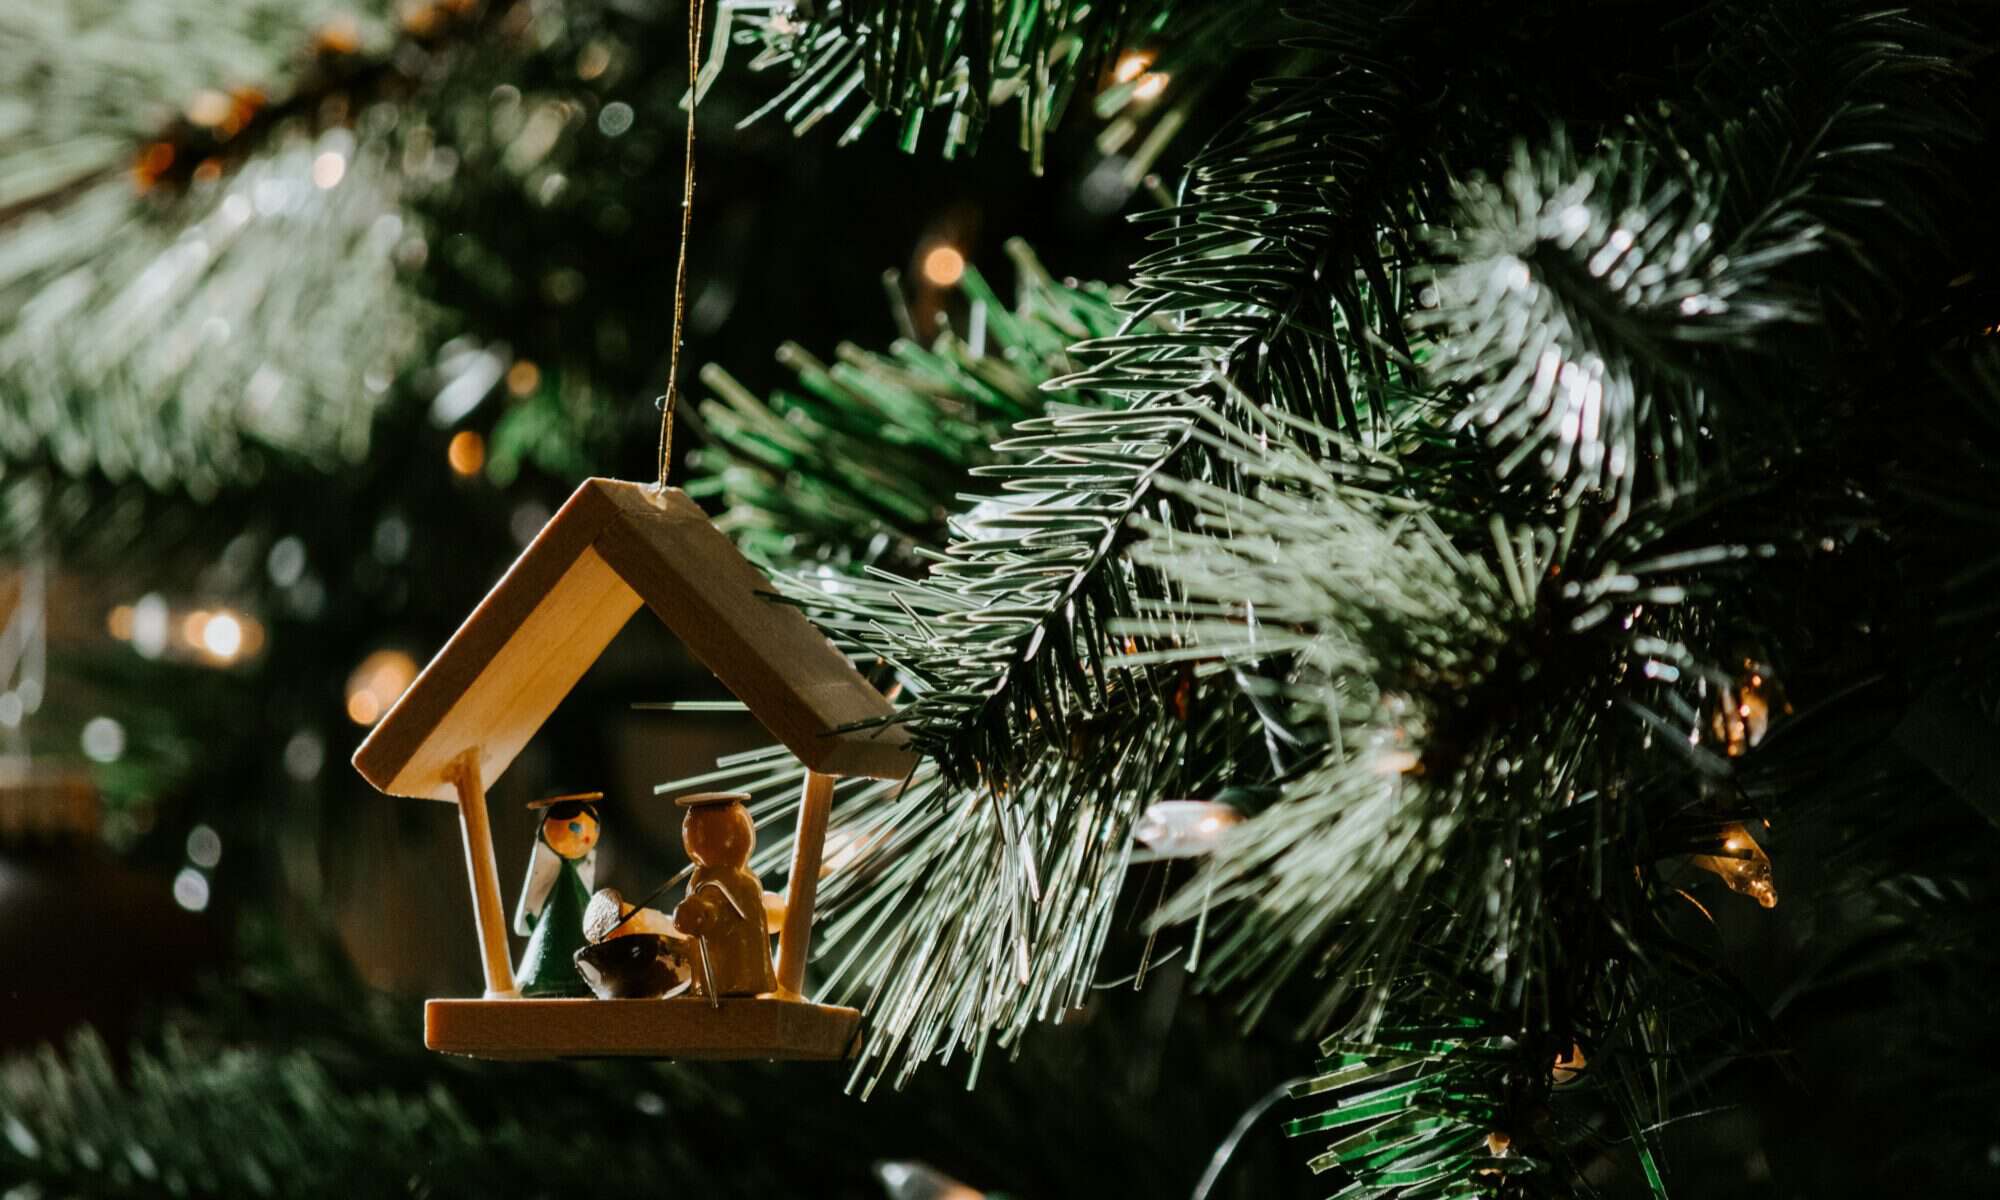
1287,1014,1538,1198
783,2,1501,789
672,250,1267,1088
1,1029,528,1197
1121,415,1773,1021
720,0,1250,168
717,5,1722,1094
696,380,1210,1083
0,0,689,513
0,926,771,1200
649,5,1473,1091
691,9,1985,1181
1053,3,1461,438
1414,3,1969,516
1689,2,1970,301
0,3,391,219
684,241,1131,571
663,670,1267,1091
1278,916,1760,1200
818,4,1513,785
1419,135,1814,515
1102,394,1840,1192
780,399,1198,775
0,2,471,497
0,132,424,495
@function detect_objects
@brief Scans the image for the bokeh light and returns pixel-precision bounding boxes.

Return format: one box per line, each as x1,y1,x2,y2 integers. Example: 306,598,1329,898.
80,716,126,763
1110,50,1169,102
312,151,347,189
283,729,327,781
447,430,486,476
921,244,965,287
203,612,244,659
345,649,419,726
1112,51,1153,84
172,867,211,912
131,593,170,659
505,359,540,396
186,823,223,868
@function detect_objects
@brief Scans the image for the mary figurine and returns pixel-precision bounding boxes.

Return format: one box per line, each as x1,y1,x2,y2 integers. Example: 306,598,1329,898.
512,792,601,997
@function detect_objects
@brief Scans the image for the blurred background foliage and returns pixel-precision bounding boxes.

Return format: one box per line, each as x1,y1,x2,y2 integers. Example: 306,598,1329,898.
1,1,1998,1198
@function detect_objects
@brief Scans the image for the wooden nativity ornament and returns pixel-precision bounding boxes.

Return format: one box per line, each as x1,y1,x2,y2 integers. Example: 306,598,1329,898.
351,478,913,1060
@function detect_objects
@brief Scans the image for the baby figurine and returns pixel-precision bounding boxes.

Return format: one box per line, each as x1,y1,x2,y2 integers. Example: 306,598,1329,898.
574,887,689,1000
581,888,678,944
671,792,787,997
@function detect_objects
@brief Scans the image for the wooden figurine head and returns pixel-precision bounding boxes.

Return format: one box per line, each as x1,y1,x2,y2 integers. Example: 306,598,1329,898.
530,792,602,860
676,791,754,870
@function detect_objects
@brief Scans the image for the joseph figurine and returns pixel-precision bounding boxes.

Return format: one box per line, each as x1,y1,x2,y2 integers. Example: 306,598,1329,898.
671,792,785,997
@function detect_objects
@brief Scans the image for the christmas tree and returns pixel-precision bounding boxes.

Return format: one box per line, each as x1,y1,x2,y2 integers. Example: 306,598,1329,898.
4,1,1999,1196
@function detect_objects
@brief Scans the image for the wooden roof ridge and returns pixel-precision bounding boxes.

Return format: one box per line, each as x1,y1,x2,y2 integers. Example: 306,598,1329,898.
352,478,914,800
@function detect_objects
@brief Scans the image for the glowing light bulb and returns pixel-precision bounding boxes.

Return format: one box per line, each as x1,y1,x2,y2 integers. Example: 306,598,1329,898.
1134,799,1244,858
1552,1042,1588,1085
1112,51,1153,84
1109,50,1168,102
874,1161,985,1200
1376,747,1420,775
1709,660,1786,757
1689,821,1777,909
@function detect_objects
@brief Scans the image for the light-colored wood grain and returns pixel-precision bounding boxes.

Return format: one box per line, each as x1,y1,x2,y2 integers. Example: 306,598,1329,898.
353,479,915,801
589,483,912,779
357,543,640,801
774,769,835,997
449,752,517,997
424,995,862,1061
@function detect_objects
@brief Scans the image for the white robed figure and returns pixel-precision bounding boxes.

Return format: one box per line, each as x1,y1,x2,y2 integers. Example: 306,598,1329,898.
512,792,601,997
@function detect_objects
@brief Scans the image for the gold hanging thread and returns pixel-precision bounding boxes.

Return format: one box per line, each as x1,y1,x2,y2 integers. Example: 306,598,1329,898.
656,0,706,487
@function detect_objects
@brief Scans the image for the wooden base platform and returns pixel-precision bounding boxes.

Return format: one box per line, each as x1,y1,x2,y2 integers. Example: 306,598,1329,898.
424,996,862,1061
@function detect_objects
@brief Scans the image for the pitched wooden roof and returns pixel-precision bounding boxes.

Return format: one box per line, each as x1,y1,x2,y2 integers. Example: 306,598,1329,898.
352,478,914,800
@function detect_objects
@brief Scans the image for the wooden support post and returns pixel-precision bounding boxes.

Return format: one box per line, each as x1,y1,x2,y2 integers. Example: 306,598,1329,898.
449,751,518,998
775,769,835,999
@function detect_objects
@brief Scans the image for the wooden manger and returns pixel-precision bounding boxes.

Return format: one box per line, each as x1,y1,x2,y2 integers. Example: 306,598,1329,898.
351,478,913,1060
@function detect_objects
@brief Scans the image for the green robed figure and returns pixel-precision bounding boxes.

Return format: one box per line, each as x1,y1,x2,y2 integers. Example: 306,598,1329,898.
512,792,601,997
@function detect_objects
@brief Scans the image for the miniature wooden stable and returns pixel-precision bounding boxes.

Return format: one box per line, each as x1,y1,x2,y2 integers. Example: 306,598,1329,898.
351,478,913,1060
